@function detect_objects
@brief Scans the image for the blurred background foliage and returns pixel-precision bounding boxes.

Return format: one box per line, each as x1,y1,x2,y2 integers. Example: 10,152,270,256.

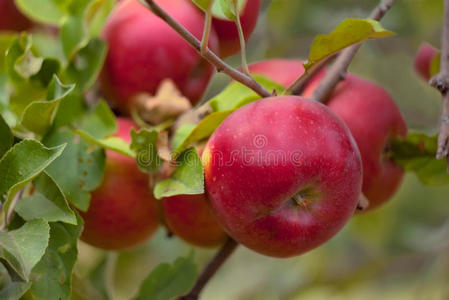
73,0,449,299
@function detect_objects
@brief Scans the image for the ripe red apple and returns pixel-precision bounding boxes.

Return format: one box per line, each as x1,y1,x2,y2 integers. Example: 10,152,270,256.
212,0,261,58
0,0,32,31
100,0,219,113
248,59,306,87
80,118,159,250
413,42,439,81
304,73,408,211
202,96,362,258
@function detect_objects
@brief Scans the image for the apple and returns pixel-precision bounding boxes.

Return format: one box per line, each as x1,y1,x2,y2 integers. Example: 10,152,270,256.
202,96,362,257
413,42,439,81
80,118,159,250
100,0,219,114
212,0,261,58
304,73,408,211
0,0,32,31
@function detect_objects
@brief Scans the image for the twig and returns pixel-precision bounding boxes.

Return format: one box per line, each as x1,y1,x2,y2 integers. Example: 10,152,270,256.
312,0,396,103
178,238,238,300
141,0,271,98
233,0,249,75
432,0,449,165
200,3,213,56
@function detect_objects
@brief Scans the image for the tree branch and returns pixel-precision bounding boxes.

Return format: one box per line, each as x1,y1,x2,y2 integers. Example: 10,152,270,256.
432,0,449,164
178,238,238,300
141,0,271,98
312,0,396,103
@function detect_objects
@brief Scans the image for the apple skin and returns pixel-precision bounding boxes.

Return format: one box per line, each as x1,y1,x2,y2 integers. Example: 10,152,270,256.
202,96,362,258
304,73,408,211
100,0,219,113
80,118,159,250
212,0,261,58
414,42,439,81
248,59,306,87
0,0,33,31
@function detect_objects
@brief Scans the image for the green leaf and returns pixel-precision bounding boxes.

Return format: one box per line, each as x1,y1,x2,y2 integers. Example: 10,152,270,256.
15,172,77,225
0,140,66,220
130,129,162,173
210,75,284,112
391,132,449,186
172,124,196,151
211,0,246,20
154,148,204,199
74,129,135,157
133,254,198,300
0,33,16,72
304,18,395,72
63,38,107,92
192,0,213,11
61,15,88,60
52,93,88,130
5,34,42,82
43,128,106,211
86,0,116,38
0,114,13,158
0,219,50,281
29,214,83,300
76,100,117,138
0,263,31,300
175,110,234,154
15,0,71,25
21,75,75,136
430,52,441,78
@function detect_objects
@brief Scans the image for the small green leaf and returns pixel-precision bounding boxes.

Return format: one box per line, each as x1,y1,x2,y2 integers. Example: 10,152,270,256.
5,34,41,82
21,75,75,136
0,219,50,281
15,0,71,25
87,0,116,38
130,129,162,173
29,214,83,300
43,128,106,211
133,253,198,300
175,110,234,154
391,132,449,186
61,16,88,60
210,74,284,112
76,100,117,138
74,129,135,157
212,0,246,20
0,33,16,72
15,172,77,225
63,38,107,92
52,93,88,130
172,124,196,151
154,148,204,199
0,140,66,217
191,0,213,11
0,114,13,158
0,263,31,300
304,18,395,72
430,52,441,78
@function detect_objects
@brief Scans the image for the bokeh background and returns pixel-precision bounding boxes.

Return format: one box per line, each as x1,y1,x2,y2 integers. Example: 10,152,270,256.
73,0,449,299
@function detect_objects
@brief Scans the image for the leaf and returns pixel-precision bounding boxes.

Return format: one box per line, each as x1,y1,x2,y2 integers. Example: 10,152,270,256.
21,75,75,136
391,132,449,186
0,263,31,300
172,124,196,151
304,18,395,72
52,93,88,130
209,74,284,112
0,219,50,281
75,100,117,139
29,214,84,300
130,129,162,173
154,148,204,199
15,172,77,225
61,15,88,60
430,52,441,78
43,128,106,211
133,254,198,300
86,0,116,38
0,33,16,72
0,114,13,158
211,0,246,20
5,34,42,82
15,0,71,25
191,0,213,11
74,129,135,157
175,110,234,154
63,38,107,92
0,140,66,220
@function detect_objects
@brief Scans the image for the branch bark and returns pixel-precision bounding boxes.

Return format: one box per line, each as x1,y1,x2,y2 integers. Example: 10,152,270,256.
178,238,238,300
141,0,271,98
432,0,449,164
312,0,396,103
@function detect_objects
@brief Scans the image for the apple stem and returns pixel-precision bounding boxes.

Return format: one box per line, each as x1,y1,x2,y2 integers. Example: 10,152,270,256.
310,0,396,103
233,0,250,75
431,0,449,166
178,238,238,300
141,0,272,98
200,3,213,56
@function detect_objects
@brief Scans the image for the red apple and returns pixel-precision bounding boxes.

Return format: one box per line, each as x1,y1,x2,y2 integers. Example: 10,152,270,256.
0,0,32,31
304,73,408,210
80,118,159,250
212,0,261,58
248,59,305,87
414,42,439,81
202,96,362,258
100,0,219,114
